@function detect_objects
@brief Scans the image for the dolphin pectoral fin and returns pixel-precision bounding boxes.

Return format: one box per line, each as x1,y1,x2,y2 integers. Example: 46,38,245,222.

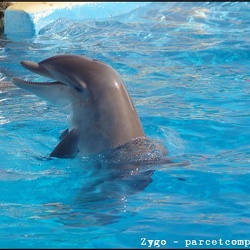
50,127,79,158
59,128,69,140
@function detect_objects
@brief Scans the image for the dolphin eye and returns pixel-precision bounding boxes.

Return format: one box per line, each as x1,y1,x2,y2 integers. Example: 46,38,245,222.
74,86,82,92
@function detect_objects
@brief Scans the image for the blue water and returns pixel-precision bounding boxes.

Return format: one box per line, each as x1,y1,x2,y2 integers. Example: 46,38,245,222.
0,2,249,249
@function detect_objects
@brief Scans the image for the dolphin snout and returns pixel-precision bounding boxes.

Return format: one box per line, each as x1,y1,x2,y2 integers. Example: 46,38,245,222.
20,60,54,79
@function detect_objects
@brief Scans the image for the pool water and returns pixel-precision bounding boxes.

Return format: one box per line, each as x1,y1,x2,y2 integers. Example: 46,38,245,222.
0,2,249,249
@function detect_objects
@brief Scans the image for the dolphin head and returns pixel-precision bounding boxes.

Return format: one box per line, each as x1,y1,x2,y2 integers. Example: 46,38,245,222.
12,55,125,111
12,54,145,156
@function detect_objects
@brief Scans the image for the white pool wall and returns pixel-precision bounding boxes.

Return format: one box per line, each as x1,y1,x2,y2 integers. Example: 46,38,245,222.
4,2,151,39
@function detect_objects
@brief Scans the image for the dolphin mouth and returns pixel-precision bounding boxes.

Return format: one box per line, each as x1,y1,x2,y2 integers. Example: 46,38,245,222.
12,77,64,86
12,59,84,91
12,59,64,87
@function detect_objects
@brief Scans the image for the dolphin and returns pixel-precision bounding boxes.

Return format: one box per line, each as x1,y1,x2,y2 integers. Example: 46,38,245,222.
12,54,168,163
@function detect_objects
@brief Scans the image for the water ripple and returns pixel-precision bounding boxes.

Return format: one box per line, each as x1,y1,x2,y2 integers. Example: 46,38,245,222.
0,2,249,248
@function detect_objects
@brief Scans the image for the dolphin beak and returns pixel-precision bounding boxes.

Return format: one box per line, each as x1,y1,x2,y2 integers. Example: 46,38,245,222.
20,60,54,79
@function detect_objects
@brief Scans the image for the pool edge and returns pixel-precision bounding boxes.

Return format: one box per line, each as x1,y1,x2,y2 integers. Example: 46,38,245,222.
4,2,151,39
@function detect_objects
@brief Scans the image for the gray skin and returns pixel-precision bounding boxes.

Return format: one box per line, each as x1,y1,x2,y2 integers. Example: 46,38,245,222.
12,54,167,160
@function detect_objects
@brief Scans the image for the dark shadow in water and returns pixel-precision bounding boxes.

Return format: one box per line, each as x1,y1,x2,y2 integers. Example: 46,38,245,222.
68,148,188,226
41,162,158,227
43,138,189,226
73,162,156,226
